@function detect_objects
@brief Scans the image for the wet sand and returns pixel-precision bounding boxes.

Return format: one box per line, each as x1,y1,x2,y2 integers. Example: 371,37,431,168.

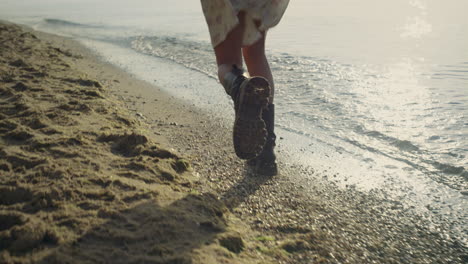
0,21,466,263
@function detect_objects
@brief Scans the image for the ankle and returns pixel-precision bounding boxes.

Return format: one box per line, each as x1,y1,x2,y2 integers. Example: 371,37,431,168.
221,65,246,101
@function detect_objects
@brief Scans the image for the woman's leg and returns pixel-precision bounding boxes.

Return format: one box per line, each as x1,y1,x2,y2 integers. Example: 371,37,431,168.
212,12,270,160
243,32,278,175
214,12,246,83
242,32,274,102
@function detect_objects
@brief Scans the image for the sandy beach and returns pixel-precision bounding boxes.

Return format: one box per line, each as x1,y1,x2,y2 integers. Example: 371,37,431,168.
0,21,277,264
1,21,466,264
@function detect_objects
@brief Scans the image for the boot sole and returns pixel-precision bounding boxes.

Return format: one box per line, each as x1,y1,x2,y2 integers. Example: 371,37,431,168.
233,77,270,160
249,160,278,176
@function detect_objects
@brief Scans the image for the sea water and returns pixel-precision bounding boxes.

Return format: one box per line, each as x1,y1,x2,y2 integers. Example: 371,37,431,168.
1,0,466,246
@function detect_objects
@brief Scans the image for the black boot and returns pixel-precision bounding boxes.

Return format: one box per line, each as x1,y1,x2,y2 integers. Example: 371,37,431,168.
247,104,277,176
222,66,270,160
222,65,245,107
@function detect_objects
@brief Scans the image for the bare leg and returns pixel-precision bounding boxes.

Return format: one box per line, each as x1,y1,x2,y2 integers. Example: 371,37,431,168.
242,32,275,102
212,13,271,160
209,12,276,161
214,12,245,82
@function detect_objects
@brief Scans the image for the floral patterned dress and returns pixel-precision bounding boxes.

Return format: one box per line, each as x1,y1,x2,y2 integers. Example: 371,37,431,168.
201,0,290,47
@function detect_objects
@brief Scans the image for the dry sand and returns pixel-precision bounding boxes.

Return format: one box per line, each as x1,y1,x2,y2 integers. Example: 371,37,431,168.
0,22,273,264
1,21,466,264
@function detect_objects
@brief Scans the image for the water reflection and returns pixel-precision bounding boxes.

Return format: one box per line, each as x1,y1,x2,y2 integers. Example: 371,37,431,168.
353,59,432,143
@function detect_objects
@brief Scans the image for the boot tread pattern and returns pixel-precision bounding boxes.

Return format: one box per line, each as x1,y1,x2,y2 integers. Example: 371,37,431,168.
233,77,270,160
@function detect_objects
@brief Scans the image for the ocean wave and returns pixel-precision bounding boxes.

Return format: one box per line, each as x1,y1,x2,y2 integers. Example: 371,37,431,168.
129,35,216,79
43,18,94,28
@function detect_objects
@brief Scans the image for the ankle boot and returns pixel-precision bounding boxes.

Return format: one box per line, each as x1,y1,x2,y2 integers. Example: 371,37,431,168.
248,104,277,176
222,65,246,111
222,65,270,160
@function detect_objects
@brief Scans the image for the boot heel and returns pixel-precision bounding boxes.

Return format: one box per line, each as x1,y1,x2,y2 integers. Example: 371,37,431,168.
247,104,277,176
233,77,270,160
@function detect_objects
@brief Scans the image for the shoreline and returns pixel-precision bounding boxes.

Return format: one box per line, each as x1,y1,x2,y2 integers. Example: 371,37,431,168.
1,21,466,263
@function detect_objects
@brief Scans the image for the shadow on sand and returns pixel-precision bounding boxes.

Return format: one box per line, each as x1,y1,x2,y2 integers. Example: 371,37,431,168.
220,166,274,210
